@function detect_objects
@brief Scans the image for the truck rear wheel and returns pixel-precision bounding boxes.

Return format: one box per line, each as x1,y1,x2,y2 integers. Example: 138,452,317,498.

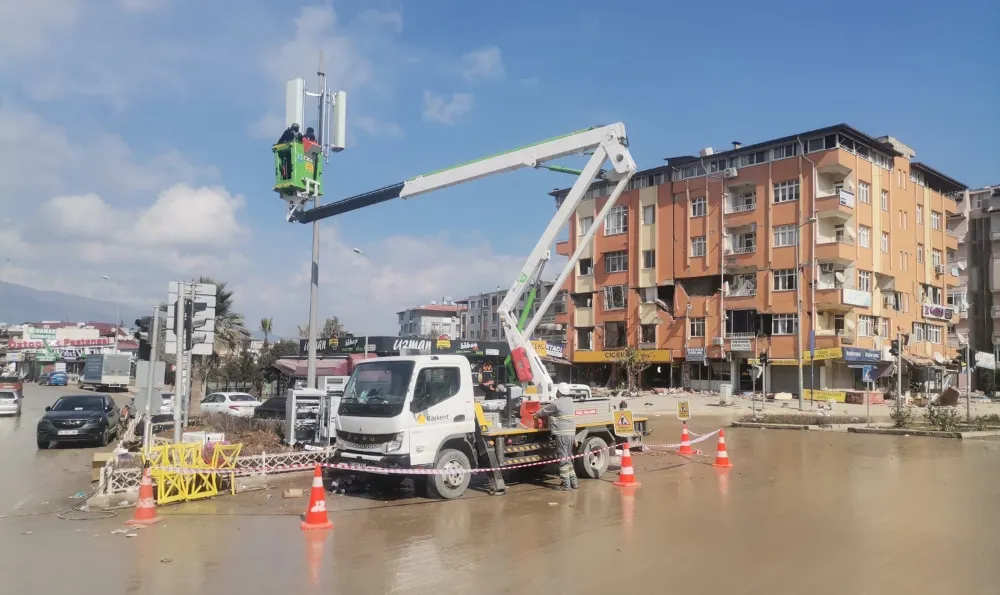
574,435,610,479
427,448,471,499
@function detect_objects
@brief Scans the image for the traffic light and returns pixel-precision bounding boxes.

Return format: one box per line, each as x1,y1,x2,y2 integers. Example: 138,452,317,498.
134,316,153,361
889,339,900,357
759,351,769,366
954,348,967,369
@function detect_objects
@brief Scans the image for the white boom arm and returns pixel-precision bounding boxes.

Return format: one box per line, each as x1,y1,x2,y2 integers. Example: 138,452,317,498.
291,123,636,401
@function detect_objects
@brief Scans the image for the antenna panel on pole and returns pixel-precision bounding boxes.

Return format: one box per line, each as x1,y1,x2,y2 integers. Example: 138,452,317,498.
285,78,305,128
331,90,347,151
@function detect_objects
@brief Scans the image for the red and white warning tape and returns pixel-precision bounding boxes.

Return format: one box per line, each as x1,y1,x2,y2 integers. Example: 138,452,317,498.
151,429,722,477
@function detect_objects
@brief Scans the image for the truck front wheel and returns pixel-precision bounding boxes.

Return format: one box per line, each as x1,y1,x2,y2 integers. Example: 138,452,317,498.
427,448,471,499
574,435,610,479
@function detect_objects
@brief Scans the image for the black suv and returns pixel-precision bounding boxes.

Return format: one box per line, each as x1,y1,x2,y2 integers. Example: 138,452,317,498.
37,394,121,449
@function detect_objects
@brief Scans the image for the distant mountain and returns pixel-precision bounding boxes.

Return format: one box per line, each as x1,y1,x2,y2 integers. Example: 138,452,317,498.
0,282,144,326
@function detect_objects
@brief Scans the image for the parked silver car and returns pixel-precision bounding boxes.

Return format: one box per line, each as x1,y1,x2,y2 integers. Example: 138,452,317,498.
0,389,22,416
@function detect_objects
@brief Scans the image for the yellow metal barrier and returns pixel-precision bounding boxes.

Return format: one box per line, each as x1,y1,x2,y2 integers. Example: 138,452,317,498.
144,442,243,504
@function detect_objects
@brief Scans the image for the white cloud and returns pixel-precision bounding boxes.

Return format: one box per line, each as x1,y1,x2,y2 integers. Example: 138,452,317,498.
249,225,526,337
0,0,82,62
461,46,505,82
422,91,474,125
247,111,286,140
356,9,404,34
355,116,404,138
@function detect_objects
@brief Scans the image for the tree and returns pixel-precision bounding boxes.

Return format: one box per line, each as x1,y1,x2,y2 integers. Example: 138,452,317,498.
255,339,301,395
610,347,651,394
299,316,345,339
259,317,273,348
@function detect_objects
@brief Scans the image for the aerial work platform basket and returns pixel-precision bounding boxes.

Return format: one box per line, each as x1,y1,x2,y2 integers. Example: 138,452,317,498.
273,139,324,197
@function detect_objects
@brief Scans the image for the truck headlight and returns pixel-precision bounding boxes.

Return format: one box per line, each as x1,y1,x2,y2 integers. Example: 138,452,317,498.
384,433,404,453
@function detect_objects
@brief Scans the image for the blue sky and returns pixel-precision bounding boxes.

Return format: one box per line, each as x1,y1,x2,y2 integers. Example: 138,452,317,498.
1,0,996,338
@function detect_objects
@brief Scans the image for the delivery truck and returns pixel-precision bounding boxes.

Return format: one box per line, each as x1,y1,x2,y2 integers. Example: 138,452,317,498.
79,353,132,391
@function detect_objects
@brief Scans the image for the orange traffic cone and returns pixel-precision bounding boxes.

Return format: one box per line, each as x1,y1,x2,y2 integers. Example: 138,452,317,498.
678,422,694,455
126,464,162,526
712,429,733,469
301,465,334,531
613,440,642,488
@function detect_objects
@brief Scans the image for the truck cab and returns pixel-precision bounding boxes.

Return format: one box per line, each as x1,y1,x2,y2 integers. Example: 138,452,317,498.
331,355,648,499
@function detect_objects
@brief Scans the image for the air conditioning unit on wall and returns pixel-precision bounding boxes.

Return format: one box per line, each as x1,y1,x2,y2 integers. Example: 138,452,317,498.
723,167,738,179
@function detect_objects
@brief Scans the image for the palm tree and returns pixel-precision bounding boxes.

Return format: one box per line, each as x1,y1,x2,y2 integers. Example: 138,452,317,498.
260,317,273,349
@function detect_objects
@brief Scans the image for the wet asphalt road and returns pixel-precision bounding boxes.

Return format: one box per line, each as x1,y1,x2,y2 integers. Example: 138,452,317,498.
2,416,999,594
0,384,127,516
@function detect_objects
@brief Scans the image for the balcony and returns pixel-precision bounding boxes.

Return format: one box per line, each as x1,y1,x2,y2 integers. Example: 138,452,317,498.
815,285,871,311
946,228,962,240
816,235,856,264
816,189,855,220
556,240,570,257
725,244,757,256
724,286,757,298
814,330,856,349
725,197,756,215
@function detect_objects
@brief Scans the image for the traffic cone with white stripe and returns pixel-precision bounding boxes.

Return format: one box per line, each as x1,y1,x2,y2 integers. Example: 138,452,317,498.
613,440,642,488
712,429,733,469
678,422,694,455
125,462,162,526
300,465,334,531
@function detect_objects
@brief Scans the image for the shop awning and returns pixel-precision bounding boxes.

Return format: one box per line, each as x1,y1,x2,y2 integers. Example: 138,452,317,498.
274,354,375,378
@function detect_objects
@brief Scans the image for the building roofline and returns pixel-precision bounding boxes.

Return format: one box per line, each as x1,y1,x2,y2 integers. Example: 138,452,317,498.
910,162,967,192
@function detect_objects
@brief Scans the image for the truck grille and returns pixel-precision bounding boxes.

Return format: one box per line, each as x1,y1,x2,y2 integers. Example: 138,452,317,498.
53,420,86,429
336,430,395,452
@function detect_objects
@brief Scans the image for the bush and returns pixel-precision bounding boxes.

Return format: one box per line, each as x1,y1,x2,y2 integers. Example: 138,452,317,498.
925,406,961,431
737,414,864,425
889,405,915,428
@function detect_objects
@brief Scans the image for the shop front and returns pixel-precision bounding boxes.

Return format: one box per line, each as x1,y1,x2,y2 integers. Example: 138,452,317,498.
572,348,673,388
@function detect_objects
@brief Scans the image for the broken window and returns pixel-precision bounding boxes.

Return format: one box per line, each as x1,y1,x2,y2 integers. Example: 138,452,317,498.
571,293,593,308
576,327,593,350
603,285,627,310
603,321,627,348
725,309,758,337
678,276,721,297
640,324,656,345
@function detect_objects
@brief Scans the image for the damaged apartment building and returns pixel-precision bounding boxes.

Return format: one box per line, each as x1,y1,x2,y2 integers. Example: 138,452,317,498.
551,124,968,400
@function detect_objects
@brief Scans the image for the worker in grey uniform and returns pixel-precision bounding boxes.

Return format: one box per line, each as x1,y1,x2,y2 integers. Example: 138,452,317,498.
535,383,578,491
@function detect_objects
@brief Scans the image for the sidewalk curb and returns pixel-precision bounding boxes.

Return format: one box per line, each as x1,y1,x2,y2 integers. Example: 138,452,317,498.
847,427,1000,439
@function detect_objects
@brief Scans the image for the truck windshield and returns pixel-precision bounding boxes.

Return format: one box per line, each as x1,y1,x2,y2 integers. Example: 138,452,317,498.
339,361,414,418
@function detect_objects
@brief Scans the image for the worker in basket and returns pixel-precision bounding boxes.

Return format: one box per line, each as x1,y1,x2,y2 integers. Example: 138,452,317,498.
534,383,578,491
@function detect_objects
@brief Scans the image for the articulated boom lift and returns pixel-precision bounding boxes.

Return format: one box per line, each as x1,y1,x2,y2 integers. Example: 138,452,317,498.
287,123,637,402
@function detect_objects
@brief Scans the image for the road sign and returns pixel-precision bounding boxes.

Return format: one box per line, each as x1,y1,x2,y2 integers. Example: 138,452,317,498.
165,282,216,355
862,366,874,383
676,400,691,421
614,410,634,435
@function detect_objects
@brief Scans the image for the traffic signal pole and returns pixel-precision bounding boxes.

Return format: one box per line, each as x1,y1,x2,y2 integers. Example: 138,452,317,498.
142,307,161,456
966,342,972,420
896,332,903,415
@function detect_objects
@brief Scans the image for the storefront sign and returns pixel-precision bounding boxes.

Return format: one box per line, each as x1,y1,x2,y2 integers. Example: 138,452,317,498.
28,328,57,339
809,347,843,361
300,335,510,358
685,347,706,362
975,351,996,371
729,339,753,352
531,340,566,359
842,289,872,308
922,304,954,321
842,347,882,364
573,349,672,364
8,338,112,350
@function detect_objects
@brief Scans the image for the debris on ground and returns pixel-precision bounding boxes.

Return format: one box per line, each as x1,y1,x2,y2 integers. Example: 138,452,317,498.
282,488,304,499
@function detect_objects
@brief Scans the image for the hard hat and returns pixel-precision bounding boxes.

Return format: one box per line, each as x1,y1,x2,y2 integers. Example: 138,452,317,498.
557,382,570,395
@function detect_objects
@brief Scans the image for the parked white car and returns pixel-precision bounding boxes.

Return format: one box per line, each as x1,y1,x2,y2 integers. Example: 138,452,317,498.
0,389,22,417
200,392,260,417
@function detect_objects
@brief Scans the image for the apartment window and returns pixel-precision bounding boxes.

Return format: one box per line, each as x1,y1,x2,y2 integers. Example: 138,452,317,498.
576,327,593,350
807,134,837,152
931,249,942,268
691,236,706,257
629,175,649,191
491,329,497,338
858,270,872,292
677,164,706,180
834,314,846,332
492,313,498,323
916,204,923,224
691,197,707,217
858,182,871,204
774,224,798,247
605,205,628,235
772,314,797,335
578,258,593,276
773,268,796,291
604,321,626,348
604,250,628,273
931,211,941,230
899,251,909,271
584,184,611,200
772,143,798,160
578,216,593,235
603,285,627,310
917,244,924,263
690,317,706,338
640,324,656,345
912,322,924,343
642,249,655,269
927,325,942,344
858,315,877,337
879,317,890,338
773,180,800,203
642,204,655,224
923,284,943,305
881,190,889,211
639,287,656,303
881,232,889,253
859,225,871,248
652,172,667,185
899,210,907,230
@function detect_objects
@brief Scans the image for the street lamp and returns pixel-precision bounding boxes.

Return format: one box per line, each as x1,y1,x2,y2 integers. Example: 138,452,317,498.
102,275,121,352
352,248,371,357
795,217,817,411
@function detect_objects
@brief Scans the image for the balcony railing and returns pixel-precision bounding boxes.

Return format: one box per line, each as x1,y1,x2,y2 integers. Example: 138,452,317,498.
725,200,756,214
816,281,846,290
946,229,962,239
731,244,756,255
725,287,757,297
